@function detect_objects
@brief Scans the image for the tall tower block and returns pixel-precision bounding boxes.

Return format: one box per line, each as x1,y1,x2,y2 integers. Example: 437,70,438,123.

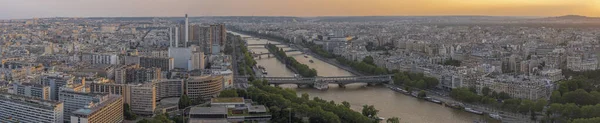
185,14,189,46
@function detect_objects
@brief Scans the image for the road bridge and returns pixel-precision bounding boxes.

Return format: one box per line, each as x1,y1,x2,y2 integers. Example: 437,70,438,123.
234,75,393,89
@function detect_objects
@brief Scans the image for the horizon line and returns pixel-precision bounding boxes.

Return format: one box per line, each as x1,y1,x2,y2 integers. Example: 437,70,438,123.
3,14,596,20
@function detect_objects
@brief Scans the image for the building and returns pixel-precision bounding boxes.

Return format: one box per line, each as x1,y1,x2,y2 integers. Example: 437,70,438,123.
59,90,109,122
126,83,156,115
39,72,75,100
70,95,123,123
540,69,564,82
9,82,50,100
114,64,161,84
0,93,63,123
186,75,223,100
169,47,192,70
89,81,125,95
209,24,227,54
191,51,206,70
90,81,156,116
81,53,119,65
479,75,553,100
189,98,271,123
189,107,228,123
140,56,174,71
154,79,184,100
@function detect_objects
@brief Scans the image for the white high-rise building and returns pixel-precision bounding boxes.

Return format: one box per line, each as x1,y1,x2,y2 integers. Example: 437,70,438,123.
0,93,64,123
185,14,189,46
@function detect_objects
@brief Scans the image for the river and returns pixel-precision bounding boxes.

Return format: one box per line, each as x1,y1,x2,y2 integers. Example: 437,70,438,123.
232,32,493,123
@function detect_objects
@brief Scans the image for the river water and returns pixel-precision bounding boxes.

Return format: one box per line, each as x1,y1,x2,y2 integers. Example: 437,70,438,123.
232,32,491,123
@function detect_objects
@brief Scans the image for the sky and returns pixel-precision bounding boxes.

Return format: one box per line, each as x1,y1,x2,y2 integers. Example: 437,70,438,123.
0,0,599,19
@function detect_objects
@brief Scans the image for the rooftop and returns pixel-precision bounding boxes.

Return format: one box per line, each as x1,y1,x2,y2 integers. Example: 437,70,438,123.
189,107,228,115
0,92,62,110
72,95,121,116
248,105,267,113
211,97,244,104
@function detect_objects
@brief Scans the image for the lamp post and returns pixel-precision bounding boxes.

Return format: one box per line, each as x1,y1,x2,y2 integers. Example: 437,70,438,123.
287,108,293,123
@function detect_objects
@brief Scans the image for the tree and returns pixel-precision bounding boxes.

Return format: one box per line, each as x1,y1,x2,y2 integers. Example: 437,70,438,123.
534,99,548,112
415,80,427,89
519,100,534,115
499,92,511,100
342,101,351,108
124,103,137,120
171,116,185,123
178,94,192,109
386,117,400,123
418,90,427,98
363,56,375,65
482,87,491,96
551,91,562,103
301,93,310,100
562,89,597,105
468,86,477,94
218,89,239,97
362,105,379,119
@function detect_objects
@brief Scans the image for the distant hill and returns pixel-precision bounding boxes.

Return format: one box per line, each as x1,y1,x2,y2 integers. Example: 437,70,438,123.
540,15,600,20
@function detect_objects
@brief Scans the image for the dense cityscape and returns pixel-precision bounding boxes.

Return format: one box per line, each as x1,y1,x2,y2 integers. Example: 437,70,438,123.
1,5,600,123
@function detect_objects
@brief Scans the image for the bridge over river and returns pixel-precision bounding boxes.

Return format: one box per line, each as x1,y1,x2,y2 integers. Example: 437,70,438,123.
235,75,393,89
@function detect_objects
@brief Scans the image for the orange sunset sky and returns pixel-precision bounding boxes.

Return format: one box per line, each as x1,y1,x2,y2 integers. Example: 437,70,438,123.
0,0,598,19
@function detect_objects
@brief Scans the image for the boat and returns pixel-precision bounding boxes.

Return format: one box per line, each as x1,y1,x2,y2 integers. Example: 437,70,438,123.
309,60,314,63
445,102,463,109
411,92,419,97
304,55,309,58
376,117,385,120
262,69,268,74
429,98,442,104
464,108,484,115
488,113,502,120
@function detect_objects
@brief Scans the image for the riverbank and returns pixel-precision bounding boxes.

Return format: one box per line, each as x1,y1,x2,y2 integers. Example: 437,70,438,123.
233,31,494,123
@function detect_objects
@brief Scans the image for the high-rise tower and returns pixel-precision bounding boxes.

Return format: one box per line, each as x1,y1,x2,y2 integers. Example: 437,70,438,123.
185,14,189,47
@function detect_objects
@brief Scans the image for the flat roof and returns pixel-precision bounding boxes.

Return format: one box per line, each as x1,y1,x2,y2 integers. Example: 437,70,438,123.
188,118,228,123
72,95,121,116
189,107,227,115
211,97,244,103
248,105,267,113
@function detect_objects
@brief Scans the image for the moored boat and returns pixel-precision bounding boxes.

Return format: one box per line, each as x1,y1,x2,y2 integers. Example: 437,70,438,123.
464,107,484,115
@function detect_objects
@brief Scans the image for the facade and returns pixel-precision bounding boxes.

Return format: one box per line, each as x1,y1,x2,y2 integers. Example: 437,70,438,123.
81,53,118,65
140,56,174,71
126,83,156,115
154,79,185,100
90,81,156,115
70,95,123,123
168,47,192,70
59,90,108,122
114,64,161,84
209,24,226,54
9,82,50,100
190,52,205,70
0,93,63,123
39,72,75,100
479,75,553,100
567,55,598,72
89,81,125,95
186,75,223,100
